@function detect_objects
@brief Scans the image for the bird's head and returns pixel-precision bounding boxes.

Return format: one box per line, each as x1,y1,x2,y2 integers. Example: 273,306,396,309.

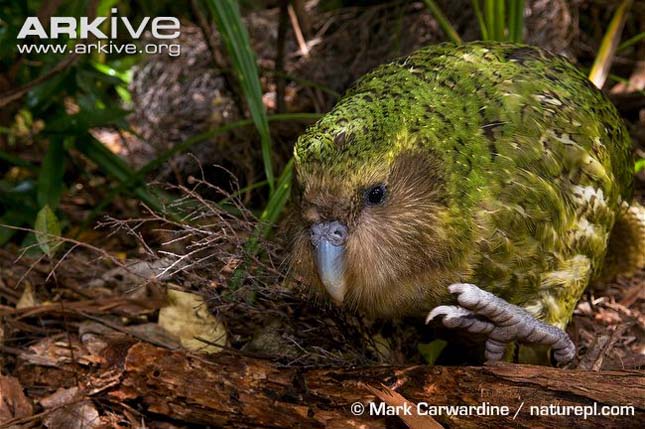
291,91,465,317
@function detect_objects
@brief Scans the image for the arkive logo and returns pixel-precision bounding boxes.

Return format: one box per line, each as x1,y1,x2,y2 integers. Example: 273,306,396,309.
16,8,181,57
17,8,180,40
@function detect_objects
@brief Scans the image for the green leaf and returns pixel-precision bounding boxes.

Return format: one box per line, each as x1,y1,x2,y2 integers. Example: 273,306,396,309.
37,137,66,209
204,0,275,193
617,31,645,53
635,158,645,173
34,205,62,257
418,339,447,365
91,61,131,83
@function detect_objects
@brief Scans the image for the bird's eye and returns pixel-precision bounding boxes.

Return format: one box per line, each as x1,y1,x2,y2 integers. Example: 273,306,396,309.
365,184,387,206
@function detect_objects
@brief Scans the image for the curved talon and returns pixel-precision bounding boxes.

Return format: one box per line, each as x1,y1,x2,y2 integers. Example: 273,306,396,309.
426,305,472,324
427,305,497,334
428,283,576,364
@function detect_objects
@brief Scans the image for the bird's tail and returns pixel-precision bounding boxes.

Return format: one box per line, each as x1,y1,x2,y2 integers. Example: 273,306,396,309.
596,201,645,284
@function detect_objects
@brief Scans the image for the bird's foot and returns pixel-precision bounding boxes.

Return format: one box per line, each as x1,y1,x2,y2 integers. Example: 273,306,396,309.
426,283,575,364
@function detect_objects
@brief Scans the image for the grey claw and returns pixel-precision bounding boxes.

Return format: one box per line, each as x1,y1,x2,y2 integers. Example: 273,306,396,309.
427,305,496,334
426,305,472,324
427,283,575,364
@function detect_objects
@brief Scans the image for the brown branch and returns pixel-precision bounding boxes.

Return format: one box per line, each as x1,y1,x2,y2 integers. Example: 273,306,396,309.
288,4,309,57
275,0,289,113
103,342,644,429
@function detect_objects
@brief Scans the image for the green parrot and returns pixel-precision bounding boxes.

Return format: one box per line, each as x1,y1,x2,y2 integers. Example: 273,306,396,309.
290,42,644,364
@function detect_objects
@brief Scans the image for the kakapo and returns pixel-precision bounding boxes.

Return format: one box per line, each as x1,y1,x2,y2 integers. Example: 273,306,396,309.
290,42,644,364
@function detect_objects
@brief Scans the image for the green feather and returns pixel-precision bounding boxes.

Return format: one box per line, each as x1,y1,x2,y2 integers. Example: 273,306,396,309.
294,42,635,329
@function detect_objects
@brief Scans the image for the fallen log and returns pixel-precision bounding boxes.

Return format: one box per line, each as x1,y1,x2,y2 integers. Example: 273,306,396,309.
103,342,644,429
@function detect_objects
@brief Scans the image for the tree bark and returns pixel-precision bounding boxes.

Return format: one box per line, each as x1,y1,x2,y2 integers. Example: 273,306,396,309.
102,342,645,429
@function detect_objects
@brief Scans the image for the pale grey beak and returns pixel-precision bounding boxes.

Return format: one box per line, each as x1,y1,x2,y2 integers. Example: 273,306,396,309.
310,221,348,303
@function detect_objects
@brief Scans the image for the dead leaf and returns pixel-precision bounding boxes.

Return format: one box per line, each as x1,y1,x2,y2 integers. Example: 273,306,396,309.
158,289,226,353
220,256,242,275
43,400,100,429
16,283,37,309
40,387,82,409
21,336,93,367
78,320,180,355
127,322,181,349
363,383,444,429
39,388,108,427
0,375,33,423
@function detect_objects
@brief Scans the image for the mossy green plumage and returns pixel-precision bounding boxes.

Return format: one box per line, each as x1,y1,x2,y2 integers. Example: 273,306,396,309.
292,42,639,331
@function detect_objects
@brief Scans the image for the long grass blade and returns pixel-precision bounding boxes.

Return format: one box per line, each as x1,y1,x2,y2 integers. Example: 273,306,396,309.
617,31,645,53
472,0,489,40
0,149,37,170
509,0,524,42
515,0,525,42
85,113,321,225
494,0,506,41
588,0,633,89
484,0,495,40
508,0,516,41
75,135,166,214
204,0,276,193
423,0,462,44
138,113,320,183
